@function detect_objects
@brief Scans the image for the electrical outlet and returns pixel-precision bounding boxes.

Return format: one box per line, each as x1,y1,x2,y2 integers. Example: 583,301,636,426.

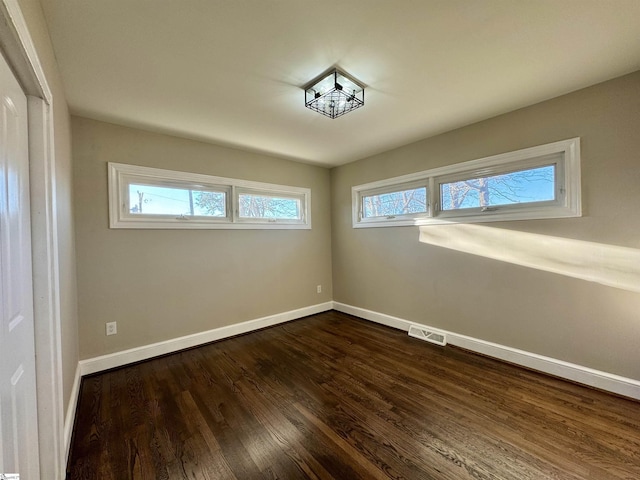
317,285,322,294
106,321,117,336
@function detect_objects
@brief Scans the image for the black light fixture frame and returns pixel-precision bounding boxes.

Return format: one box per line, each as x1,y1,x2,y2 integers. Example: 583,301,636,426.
304,68,365,119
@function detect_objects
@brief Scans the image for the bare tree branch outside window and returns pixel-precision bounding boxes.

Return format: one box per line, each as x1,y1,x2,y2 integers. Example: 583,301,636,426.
363,187,427,218
194,191,226,217
441,165,555,210
238,194,300,219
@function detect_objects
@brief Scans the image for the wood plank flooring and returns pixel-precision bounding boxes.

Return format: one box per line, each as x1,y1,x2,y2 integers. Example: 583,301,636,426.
67,311,640,479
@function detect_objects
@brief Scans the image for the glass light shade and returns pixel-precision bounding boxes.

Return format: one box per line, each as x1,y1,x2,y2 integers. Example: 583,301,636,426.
304,69,364,119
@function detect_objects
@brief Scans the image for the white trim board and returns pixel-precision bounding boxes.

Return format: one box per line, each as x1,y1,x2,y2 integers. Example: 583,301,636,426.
63,364,81,462
2,1,65,478
79,302,333,376
333,302,640,401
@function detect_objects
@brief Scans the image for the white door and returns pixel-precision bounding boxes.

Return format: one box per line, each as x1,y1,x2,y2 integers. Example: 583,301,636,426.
0,51,41,479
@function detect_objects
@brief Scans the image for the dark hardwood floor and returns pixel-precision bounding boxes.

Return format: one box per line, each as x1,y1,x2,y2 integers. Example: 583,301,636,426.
67,311,640,479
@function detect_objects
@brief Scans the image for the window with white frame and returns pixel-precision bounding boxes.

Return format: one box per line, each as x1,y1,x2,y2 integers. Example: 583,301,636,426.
352,138,581,227
108,163,311,229
236,188,305,224
358,180,429,222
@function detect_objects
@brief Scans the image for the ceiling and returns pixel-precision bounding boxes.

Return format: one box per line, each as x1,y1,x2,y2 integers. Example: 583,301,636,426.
39,0,640,167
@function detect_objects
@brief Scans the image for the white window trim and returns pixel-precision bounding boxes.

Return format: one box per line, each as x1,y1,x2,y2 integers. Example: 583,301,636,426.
108,163,311,229
352,138,581,228
357,178,430,226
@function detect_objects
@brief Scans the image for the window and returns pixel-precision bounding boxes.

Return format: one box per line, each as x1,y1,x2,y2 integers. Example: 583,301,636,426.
439,164,555,212
435,155,562,220
353,138,580,227
357,180,429,224
127,182,228,218
236,188,306,224
109,163,311,229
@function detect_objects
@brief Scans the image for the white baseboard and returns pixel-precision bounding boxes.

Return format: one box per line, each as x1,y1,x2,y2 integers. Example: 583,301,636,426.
63,363,81,467
79,302,333,376
333,302,640,400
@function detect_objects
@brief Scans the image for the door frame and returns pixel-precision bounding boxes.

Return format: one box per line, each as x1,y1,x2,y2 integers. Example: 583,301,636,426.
0,1,65,477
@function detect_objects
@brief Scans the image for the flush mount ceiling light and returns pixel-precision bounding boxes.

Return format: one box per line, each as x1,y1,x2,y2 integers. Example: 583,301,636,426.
304,68,364,119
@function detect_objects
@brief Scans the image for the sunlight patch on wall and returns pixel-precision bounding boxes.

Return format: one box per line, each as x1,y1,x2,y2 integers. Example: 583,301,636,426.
419,224,640,293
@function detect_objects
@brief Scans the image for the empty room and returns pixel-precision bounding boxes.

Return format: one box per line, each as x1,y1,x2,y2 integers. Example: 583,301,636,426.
1,1,639,479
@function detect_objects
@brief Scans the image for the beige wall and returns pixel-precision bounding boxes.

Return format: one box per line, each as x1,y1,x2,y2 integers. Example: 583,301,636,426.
72,117,332,359
17,0,79,419
72,72,640,379
331,71,640,380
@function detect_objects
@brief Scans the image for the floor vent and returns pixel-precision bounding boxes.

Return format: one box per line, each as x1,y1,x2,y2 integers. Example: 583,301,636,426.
408,325,447,346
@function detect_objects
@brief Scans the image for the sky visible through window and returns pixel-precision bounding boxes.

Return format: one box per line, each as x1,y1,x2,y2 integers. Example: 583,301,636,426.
128,184,302,220
363,187,427,218
238,194,300,219
440,165,555,210
128,184,225,216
